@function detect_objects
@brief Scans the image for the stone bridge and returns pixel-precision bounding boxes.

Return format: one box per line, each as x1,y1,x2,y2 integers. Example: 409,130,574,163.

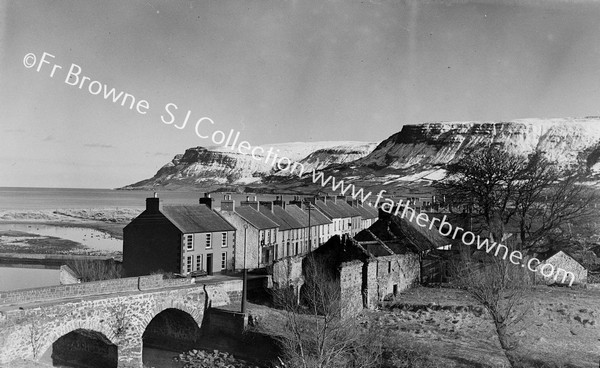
0,274,242,368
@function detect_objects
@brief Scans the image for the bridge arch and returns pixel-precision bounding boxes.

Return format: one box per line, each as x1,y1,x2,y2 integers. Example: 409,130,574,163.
138,300,204,333
141,307,203,364
38,321,118,367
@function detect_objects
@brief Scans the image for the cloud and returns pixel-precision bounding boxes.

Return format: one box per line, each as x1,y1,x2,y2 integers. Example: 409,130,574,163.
84,143,114,148
145,151,172,157
3,128,25,133
42,135,54,141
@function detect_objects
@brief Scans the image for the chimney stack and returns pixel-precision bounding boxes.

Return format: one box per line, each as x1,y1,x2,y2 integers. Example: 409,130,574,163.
241,195,259,210
221,194,235,212
260,201,275,212
347,198,358,207
288,196,302,208
199,193,213,209
146,195,160,213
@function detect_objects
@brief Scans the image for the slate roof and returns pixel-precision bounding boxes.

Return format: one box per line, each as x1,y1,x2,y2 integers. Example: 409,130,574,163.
354,204,378,220
314,200,346,219
160,205,236,233
258,205,303,230
234,206,280,230
285,204,332,227
335,200,363,217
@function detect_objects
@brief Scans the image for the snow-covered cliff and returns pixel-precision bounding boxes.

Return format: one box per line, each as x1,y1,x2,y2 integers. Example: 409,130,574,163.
358,118,600,171
124,141,377,189
124,117,600,191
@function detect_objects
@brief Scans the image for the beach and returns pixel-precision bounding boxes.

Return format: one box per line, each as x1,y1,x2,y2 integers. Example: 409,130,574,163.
0,207,141,239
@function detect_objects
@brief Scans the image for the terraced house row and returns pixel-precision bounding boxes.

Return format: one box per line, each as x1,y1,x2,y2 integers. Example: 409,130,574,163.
123,193,378,277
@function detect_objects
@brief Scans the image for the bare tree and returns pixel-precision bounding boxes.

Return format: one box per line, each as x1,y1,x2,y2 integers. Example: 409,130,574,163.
450,255,529,351
439,145,596,252
27,316,44,360
267,255,382,368
512,152,597,250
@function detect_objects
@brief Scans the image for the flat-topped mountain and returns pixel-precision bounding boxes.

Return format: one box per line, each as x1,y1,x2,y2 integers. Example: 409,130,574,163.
123,141,377,190
124,118,600,193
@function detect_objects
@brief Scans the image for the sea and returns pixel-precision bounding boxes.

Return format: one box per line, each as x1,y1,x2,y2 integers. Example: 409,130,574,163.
0,186,282,210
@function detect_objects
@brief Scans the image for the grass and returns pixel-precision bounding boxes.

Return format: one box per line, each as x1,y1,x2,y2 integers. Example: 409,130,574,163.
67,258,122,282
0,230,84,254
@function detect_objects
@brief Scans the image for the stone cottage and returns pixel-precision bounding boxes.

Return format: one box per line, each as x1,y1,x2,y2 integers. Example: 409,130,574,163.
534,250,587,286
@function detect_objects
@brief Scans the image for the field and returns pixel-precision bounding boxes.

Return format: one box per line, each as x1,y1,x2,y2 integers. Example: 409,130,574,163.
247,285,600,368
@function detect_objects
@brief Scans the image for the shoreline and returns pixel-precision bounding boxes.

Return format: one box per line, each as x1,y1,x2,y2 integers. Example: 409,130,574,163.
0,208,142,239
0,219,126,239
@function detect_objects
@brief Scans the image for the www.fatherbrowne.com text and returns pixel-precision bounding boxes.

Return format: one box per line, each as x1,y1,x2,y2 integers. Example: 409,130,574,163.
25,50,572,286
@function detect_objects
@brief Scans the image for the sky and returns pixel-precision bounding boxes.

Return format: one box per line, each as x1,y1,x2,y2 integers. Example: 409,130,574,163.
1,0,600,188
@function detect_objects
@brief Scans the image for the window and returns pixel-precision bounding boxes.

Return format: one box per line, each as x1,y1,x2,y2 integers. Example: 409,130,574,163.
196,255,203,271
205,233,212,248
186,256,192,273
268,230,271,244
221,252,227,269
388,261,392,274
221,232,227,247
260,231,265,245
261,249,270,265
185,234,193,250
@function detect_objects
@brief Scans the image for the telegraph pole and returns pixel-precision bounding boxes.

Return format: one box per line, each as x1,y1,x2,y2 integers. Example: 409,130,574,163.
241,223,248,314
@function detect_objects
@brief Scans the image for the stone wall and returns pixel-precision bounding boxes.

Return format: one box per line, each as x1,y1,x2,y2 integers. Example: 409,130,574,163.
0,274,201,307
202,308,248,337
535,252,588,286
339,260,364,318
365,259,378,309
372,253,420,303
272,254,305,289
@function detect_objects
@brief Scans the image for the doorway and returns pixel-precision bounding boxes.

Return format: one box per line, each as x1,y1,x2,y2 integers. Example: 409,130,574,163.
206,254,213,275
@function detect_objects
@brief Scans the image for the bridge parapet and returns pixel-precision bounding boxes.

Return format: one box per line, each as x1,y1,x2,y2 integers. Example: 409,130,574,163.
0,274,199,307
